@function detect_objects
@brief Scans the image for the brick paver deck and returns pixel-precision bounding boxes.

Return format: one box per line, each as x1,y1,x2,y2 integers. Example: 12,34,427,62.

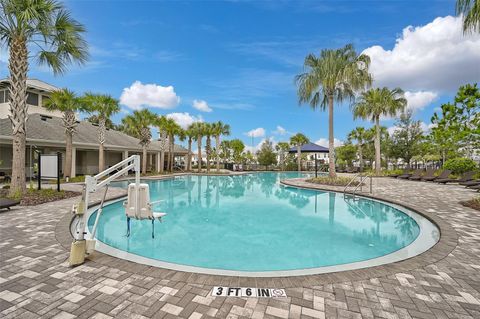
1,176,479,318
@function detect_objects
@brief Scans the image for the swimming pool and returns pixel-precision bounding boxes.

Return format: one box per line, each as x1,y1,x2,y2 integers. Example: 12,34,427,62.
87,172,439,276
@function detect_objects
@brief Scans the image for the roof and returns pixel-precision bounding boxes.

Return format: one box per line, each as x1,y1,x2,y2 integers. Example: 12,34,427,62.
288,142,329,153
0,114,188,154
0,78,59,92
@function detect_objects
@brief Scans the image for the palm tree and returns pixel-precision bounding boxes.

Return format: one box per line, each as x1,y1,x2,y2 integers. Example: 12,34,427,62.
43,89,83,179
352,87,407,175
1,0,88,194
295,44,372,178
184,125,196,171
121,109,156,174
190,122,205,173
154,115,169,173
158,117,182,172
457,0,480,33
347,127,367,172
211,121,231,172
290,133,309,171
203,123,215,173
81,93,120,173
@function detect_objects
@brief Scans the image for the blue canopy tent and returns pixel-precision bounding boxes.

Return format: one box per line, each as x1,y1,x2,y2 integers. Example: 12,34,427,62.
288,143,329,177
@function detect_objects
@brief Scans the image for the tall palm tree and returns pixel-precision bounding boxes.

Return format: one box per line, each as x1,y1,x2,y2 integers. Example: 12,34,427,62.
155,115,169,173
43,89,83,179
0,0,88,194
157,117,182,172
457,0,480,33
295,44,372,178
203,123,215,173
352,87,407,175
190,122,205,173
81,93,120,173
184,125,196,171
347,127,367,172
121,109,156,174
290,133,309,171
211,121,231,172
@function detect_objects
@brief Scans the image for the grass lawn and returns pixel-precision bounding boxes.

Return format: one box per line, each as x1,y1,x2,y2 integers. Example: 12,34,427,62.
0,188,80,206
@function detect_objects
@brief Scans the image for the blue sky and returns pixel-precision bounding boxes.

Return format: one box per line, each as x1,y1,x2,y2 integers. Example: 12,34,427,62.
2,0,479,150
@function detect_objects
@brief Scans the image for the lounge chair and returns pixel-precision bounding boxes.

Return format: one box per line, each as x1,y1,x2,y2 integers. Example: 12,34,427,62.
410,168,434,181
468,184,480,190
0,198,20,211
398,169,419,179
435,171,476,184
388,170,407,178
460,179,480,187
423,169,451,182
406,169,424,180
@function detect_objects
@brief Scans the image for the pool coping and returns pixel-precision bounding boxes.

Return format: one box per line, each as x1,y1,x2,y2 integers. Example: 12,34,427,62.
54,176,458,288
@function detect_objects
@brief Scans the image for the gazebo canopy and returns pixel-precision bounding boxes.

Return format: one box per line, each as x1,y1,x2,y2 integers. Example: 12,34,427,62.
288,142,329,153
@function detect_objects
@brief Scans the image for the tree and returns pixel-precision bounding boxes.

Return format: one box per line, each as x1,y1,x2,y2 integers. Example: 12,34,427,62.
160,117,183,172
295,44,372,178
457,0,480,33
203,123,214,173
230,139,245,163
1,0,88,194
347,127,367,171
81,93,120,173
189,122,205,172
430,83,480,162
43,88,83,179
256,139,277,170
390,111,424,168
154,116,169,173
121,109,155,174
289,133,309,171
184,125,196,171
352,87,407,175
336,144,357,167
275,142,290,171
211,121,230,172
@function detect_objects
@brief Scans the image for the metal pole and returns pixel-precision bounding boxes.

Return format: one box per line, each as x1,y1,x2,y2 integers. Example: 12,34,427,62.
37,153,41,190
315,153,318,178
57,152,61,192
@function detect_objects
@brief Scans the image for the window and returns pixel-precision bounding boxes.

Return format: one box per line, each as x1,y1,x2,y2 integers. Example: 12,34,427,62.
27,92,39,106
0,90,8,103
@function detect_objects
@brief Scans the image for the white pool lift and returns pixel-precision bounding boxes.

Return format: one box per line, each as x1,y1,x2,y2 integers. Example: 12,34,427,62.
69,155,167,267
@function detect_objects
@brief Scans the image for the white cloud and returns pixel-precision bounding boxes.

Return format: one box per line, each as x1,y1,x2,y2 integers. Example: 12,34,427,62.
405,91,438,112
166,112,203,129
273,125,292,135
363,16,480,93
245,138,277,153
192,99,213,112
245,127,266,138
387,121,436,136
315,138,343,148
120,81,180,110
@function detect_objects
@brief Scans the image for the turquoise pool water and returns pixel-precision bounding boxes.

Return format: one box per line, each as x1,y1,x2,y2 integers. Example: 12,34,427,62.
88,172,421,272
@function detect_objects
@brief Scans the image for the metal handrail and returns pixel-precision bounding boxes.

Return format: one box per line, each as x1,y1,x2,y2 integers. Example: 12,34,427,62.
343,173,373,199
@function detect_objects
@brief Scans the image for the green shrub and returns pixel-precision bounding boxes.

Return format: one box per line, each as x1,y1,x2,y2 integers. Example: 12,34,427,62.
306,176,363,186
443,158,478,175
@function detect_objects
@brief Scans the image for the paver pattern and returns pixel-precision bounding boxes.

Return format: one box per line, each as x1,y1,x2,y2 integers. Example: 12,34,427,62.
1,176,480,319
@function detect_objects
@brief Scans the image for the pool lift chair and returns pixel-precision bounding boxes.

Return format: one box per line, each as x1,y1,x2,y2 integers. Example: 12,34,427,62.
68,155,167,267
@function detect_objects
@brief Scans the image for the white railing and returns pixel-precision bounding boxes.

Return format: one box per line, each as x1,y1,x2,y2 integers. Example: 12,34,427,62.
343,173,373,199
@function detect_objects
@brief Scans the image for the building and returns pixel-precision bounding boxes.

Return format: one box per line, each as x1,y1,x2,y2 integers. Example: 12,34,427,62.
0,78,65,119
0,79,189,177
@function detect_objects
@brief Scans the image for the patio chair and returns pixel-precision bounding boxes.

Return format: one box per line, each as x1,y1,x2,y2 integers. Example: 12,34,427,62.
435,171,476,184
467,184,480,191
423,169,451,182
124,183,167,238
0,198,20,211
410,168,434,181
460,179,480,187
398,169,420,179
388,170,407,178
405,169,424,180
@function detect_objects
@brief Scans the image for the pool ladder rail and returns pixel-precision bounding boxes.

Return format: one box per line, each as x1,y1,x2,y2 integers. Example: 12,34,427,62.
343,173,373,200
